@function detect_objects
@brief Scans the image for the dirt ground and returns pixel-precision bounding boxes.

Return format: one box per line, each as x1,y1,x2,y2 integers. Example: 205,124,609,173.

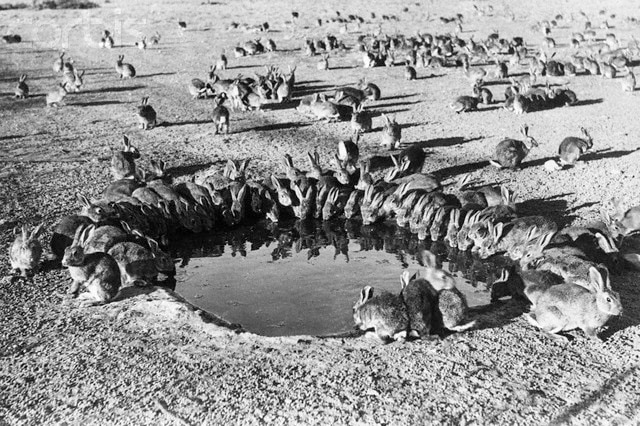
1,0,640,424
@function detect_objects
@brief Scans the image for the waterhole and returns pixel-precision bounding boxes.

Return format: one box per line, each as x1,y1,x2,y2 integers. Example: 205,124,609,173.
173,220,511,337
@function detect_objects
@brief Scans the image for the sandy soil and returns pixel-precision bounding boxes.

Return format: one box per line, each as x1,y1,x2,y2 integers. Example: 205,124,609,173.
1,0,640,424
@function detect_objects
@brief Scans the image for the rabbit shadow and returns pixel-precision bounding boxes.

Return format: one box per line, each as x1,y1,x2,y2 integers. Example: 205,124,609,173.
583,148,638,161
413,136,482,148
243,121,313,132
433,160,490,179
82,85,146,94
166,161,220,179
551,366,639,424
138,72,177,78
260,101,297,111
478,105,503,112
375,100,422,108
573,98,604,107
158,119,211,127
383,93,419,101
71,100,123,107
294,85,337,97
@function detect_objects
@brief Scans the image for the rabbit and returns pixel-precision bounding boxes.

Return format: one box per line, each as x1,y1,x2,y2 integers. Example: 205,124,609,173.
297,94,340,121
394,191,420,227
422,251,476,332
380,114,401,149
621,67,636,92
82,224,128,254
76,194,119,223
317,53,329,71
357,79,381,101
14,74,28,99
269,175,293,207
558,127,593,166
602,201,640,239
489,125,538,169
63,68,84,92
408,195,429,234
473,83,493,105
150,31,161,45
52,52,65,73
46,83,67,107
62,225,121,305
400,271,437,338
116,55,136,78
305,151,326,180
449,95,479,113
135,36,147,50
188,78,208,99
100,30,114,48
322,187,348,221
457,210,484,251
337,133,360,170
444,208,462,248
404,61,417,80
360,187,387,226
478,216,558,259
353,286,409,342
430,206,453,241
350,104,372,133
108,241,158,286
524,266,622,341
51,215,93,260
343,190,363,219
384,145,426,182
9,224,44,277
111,135,140,180
417,205,437,241
137,97,157,130
212,93,230,134
291,181,314,220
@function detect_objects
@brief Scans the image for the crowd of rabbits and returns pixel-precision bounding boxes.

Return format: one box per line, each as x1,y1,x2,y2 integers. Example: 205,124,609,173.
8,7,639,342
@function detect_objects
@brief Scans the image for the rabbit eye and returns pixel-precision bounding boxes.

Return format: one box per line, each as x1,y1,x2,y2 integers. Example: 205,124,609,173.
606,297,612,302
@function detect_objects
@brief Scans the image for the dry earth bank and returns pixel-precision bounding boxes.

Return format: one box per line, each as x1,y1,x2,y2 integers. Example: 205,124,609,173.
1,0,640,424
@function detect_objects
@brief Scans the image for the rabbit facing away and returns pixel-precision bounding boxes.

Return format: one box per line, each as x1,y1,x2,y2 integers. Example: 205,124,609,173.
111,135,140,180
14,74,28,99
46,83,67,107
422,251,476,332
137,97,157,130
9,224,44,277
489,125,539,169
525,266,622,341
62,225,121,306
116,55,136,78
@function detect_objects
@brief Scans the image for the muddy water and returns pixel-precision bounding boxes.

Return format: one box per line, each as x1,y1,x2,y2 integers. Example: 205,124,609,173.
173,220,511,337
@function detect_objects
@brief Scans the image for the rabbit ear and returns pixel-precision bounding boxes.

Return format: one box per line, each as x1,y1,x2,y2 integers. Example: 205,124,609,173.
588,266,607,292
270,175,282,190
360,286,374,303
76,193,91,207
422,250,437,269
537,231,555,249
400,270,417,289
120,221,132,233
21,225,28,240
595,232,618,254
146,238,159,253
30,223,44,239
492,222,504,241
525,226,539,243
